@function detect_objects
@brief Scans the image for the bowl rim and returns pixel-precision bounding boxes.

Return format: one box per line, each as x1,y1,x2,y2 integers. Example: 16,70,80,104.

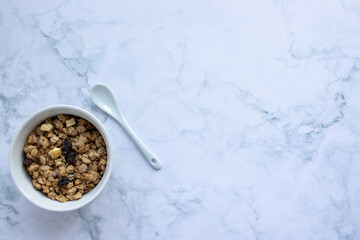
9,104,113,211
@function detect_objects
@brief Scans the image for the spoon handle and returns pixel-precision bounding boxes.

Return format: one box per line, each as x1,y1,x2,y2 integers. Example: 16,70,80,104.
118,118,162,170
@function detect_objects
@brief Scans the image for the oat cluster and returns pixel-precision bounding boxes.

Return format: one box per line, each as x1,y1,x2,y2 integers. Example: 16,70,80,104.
23,114,107,202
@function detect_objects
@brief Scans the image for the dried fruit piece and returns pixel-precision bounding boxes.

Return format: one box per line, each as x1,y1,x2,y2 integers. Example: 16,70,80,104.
57,177,69,187
66,118,76,127
65,150,77,165
62,137,76,164
49,147,62,159
62,137,72,152
23,158,32,167
40,123,54,132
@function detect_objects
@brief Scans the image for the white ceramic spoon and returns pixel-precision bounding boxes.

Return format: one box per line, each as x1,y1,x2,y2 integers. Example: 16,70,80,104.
90,84,162,170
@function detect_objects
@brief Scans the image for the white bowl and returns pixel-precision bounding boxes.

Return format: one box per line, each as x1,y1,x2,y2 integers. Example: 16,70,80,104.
9,105,113,211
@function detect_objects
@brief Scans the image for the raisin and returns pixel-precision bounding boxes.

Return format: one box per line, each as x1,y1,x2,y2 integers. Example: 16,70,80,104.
65,150,77,165
58,177,69,187
62,137,72,153
23,158,32,167
63,137,76,164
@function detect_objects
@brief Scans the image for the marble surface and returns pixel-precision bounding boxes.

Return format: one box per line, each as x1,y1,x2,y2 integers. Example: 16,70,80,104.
1,0,360,239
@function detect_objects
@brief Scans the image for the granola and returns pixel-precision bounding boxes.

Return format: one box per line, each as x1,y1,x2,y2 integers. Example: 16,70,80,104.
23,114,107,202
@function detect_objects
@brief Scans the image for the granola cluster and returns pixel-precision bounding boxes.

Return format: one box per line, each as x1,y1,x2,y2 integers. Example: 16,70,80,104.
23,114,107,202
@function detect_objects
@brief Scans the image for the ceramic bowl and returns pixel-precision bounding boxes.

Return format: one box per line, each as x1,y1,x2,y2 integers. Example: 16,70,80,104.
9,105,113,211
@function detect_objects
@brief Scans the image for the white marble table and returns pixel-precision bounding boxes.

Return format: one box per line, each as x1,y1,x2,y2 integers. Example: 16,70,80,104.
1,0,360,239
